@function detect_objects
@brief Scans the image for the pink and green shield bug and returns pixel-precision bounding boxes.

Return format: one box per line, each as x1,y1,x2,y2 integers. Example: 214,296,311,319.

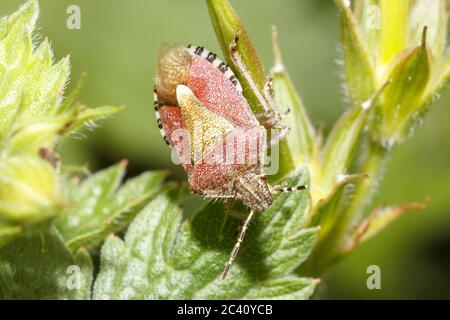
154,43,306,279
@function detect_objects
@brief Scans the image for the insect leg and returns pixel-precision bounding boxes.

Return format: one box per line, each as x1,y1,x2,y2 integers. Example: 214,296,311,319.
262,124,290,147
263,76,273,96
271,184,308,194
224,201,249,220
199,189,236,199
262,76,279,116
228,32,273,116
222,209,255,279
229,34,288,131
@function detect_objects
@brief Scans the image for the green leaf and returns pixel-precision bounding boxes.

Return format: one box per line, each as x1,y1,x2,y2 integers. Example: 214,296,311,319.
409,0,447,60
0,0,121,151
301,174,368,274
440,55,450,90
243,276,318,300
63,105,125,136
0,5,33,71
27,38,53,73
375,29,431,145
0,157,63,224
380,0,410,65
446,53,450,75
18,55,70,121
0,9,34,139
58,72,86,115
318,106,369,200
0,1,38,42
94,168,319,299
334,138,388,228
271,27,316,161
336,0,376,105
423,52,450,109
4,114,71,156
316,75,389,204
0,1,67,142
351,202,426,246
0,226,93,299
0,222,21,249
0,69,26,140
309,174,369,228
355,0,380,57
55,162,166,251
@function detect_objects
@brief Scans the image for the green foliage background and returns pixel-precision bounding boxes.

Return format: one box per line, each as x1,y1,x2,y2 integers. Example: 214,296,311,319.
0,0,449,299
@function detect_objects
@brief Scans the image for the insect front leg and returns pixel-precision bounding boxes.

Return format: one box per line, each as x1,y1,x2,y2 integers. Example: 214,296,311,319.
229,33,288,131
263,124,290,147
261,77,292,128
263,76,273,97
228,32,273,116
255,108,290,128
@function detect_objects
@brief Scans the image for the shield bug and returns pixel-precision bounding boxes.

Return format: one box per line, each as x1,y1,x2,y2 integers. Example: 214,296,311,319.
154,43,306,279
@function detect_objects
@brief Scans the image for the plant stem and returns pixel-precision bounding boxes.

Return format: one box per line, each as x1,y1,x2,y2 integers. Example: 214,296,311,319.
350,139,389,224
299,138,389,275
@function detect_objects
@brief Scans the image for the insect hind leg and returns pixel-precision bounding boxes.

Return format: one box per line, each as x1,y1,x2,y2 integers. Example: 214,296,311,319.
222,209,255,279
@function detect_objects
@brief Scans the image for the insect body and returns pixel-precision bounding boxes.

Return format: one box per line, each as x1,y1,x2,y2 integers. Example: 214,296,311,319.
154,44,305,278
155,44,272,212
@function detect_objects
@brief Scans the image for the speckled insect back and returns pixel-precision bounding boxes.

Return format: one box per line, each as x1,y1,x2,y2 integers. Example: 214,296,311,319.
154,44,306,279
155,44,271,211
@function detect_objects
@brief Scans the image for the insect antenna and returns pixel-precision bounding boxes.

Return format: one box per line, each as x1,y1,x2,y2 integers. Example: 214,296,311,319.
222,209,255,280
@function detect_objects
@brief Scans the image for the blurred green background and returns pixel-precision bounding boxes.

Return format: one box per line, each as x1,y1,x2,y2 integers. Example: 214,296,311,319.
1,0,449,299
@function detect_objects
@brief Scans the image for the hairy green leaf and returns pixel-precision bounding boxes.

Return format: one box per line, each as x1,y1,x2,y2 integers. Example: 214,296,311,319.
0,0,121,151
0,222,21,249
355,0,380,56
4,114,71,156
0,0,38,42
301,174,368,274
58,73,86,115
18,56,70,122
352,202,426,245
335,138,388,229
0,226,93,299
0,3,35,140
55,162,166,251
0,7,33,72
243,276,318,300
271,27,315,162
318,106,369,199
63,105,125,136
0,157,63,223
380,0,409,65
309,174,369,228
336,0,376,105
94,168,319,299
375,30,430,145
409,0,447,59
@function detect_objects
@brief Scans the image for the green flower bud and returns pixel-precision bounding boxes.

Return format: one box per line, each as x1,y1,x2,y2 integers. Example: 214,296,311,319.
0,157,63,223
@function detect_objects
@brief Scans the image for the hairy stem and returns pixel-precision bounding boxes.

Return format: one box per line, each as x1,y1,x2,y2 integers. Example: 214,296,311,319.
299,139,389,276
